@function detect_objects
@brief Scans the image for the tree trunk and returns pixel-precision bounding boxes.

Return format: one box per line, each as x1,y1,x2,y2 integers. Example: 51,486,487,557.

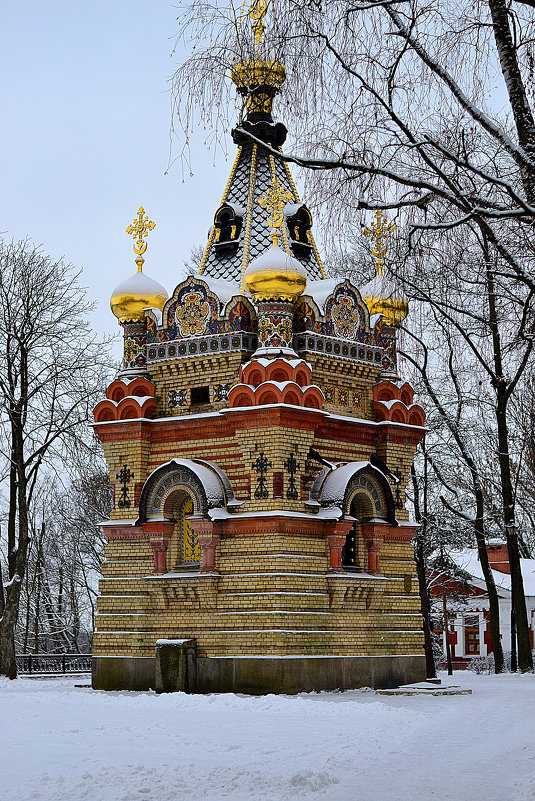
7,460,17,580
488,0,535,203
0,420,30,679
485,253,533,671
472,491,505,672
497,396,533,670
441,557,453,676
410,463,436,678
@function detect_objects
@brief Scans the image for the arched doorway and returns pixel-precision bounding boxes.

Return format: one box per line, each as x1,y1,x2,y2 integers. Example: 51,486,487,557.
342,491,374,568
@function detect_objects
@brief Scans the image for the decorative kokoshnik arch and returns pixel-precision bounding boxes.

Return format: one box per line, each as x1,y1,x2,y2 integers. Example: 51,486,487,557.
308,461,396,523
308,461,398,574
137,458,240,524
136,458,241,573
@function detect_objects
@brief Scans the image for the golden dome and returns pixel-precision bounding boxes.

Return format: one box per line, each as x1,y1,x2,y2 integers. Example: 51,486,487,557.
110,262,168,322
244,245,307,302
360,274,408,327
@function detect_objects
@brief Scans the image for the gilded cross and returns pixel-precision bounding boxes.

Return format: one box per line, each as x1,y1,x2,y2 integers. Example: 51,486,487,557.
363,210,395,276
126,207,156,256
249,0,268,45
258,176,292,247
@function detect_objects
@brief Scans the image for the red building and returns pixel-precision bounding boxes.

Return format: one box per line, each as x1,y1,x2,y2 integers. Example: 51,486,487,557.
431,543,535,668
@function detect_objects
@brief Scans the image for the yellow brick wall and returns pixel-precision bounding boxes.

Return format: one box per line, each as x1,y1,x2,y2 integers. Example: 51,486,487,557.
94,348,424,664
150,352,245,417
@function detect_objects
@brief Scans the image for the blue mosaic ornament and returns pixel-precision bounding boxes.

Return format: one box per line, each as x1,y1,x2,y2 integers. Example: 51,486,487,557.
168,389,188,408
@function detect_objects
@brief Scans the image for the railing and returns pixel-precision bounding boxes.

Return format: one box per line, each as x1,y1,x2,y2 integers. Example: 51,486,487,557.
16,653,92,675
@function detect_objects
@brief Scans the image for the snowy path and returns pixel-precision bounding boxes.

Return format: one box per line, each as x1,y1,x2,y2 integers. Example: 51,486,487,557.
1,672,534,801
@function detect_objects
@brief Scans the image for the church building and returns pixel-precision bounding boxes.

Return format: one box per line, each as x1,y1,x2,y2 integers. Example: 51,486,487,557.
91,24,427,692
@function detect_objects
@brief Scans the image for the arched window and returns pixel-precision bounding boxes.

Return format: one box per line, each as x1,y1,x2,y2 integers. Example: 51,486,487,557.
343,492,374,569
179,496,200,564
163,491,200,567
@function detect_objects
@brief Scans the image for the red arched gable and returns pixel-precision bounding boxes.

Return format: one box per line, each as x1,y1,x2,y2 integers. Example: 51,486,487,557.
106,379,127,401
295,369,310,387
283,391,301,407
256,390,279,406
119,405,138,420
110,387,126,402
228,385,255,408
408,409,425,427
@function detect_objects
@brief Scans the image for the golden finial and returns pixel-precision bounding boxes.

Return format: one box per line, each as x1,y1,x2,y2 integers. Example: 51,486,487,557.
126,206,156,270
249,0,269,46
363,210,395,276
258,175,292,247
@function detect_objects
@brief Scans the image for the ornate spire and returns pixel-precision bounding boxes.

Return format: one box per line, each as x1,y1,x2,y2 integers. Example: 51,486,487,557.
230,0,286,126
361,210,407,329
110,206,167,324
363,210,395,276
197,0,327,286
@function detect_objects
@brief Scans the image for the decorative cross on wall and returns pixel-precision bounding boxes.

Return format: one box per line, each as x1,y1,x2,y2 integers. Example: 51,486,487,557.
392,469,404,510
284,454,300,500
116,463,134,509
252,452,272,500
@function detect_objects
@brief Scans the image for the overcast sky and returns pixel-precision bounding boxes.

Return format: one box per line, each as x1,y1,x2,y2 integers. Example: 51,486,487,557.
1,1,237,356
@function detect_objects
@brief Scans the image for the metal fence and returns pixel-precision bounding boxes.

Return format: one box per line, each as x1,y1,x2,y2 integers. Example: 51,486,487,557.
16,653,92,675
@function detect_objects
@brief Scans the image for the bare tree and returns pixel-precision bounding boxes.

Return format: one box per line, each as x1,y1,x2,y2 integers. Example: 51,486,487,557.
11,460,112,655
170,0,535,670
0,239,111,678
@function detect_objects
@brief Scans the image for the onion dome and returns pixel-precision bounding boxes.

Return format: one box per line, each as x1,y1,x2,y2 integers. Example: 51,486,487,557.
110,262,168,322
360,273,408,327
244,244,307,302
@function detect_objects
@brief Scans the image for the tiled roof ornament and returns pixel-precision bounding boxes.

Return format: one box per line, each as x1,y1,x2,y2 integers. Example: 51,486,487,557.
110,206,168,377
110,207,168,323
361,210,408,328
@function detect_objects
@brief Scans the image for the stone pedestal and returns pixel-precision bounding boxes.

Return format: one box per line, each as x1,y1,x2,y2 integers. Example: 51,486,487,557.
155,638,197,693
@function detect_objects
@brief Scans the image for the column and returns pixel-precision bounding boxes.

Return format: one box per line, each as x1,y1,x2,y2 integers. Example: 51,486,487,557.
120,319,148,377
189,519,219,573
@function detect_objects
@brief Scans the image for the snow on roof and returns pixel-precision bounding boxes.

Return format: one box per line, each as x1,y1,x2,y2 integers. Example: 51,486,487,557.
192,273,241,307
144,305,163,324
450,549,535,597
248,356,307,368
112,267,168,300
246,244,306,278
144,457,227,512
360,273,407,302
304,279,340,312
252,346,300,358
369,313,383,328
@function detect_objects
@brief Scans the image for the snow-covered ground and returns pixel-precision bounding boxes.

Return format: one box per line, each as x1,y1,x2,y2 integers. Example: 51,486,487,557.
1,671,534,801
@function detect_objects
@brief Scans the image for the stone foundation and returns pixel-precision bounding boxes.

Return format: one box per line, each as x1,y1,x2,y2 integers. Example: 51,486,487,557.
92,653,426,694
